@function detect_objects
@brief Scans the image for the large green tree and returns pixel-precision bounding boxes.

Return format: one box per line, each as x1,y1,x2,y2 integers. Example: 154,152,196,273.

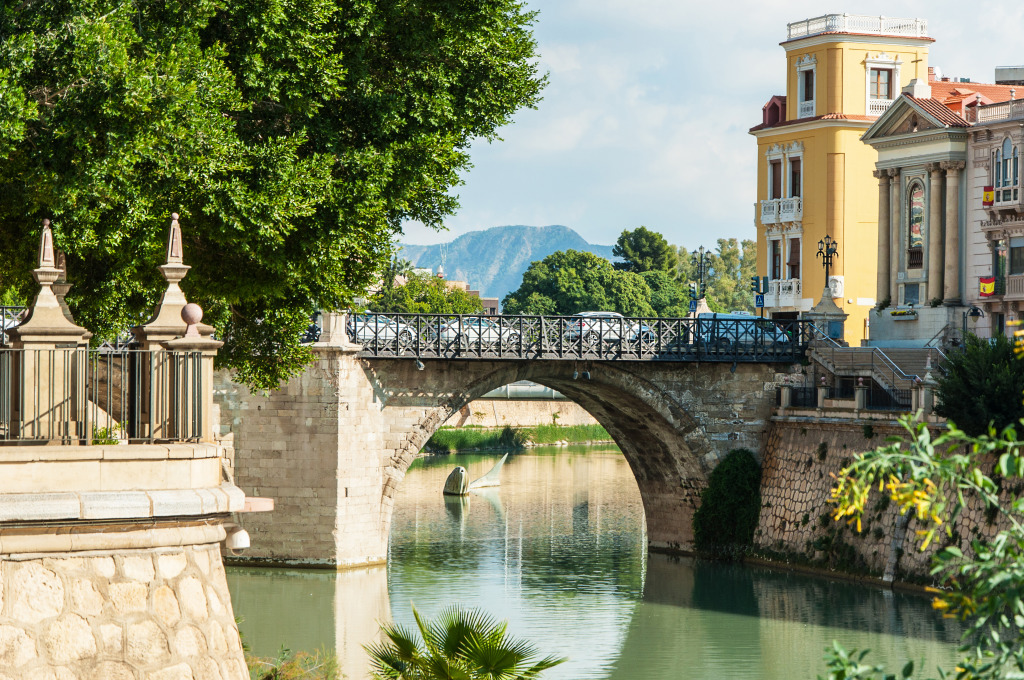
0,0,544,388
501,249,655,316
935,333,1024,436
612,226,677,273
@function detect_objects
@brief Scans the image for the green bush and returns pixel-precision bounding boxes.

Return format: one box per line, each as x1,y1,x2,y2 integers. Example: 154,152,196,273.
692,448,762,555
936,333,1024,436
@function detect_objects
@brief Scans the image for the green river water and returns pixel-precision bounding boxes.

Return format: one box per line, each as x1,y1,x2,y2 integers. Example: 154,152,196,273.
228,445,963,679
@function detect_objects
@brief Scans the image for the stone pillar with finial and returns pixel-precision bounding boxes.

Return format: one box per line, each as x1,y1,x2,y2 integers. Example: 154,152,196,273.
131,213,215,440
6,219,91,442
922,350,937,415
854,376,867,412
163,303,223,442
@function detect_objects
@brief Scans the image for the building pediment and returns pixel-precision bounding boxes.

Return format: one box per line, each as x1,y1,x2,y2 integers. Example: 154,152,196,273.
862,94,966,145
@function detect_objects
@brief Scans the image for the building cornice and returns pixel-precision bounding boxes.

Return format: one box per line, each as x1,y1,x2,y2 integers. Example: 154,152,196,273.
751,118,875,138
781,33,934,50
867,129,968,150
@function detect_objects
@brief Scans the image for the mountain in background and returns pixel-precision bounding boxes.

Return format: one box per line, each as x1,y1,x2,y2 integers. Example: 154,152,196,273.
399,225,615,302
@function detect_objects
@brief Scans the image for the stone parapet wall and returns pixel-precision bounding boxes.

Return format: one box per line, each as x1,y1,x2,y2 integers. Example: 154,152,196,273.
0,543,246,680
443,400,597,428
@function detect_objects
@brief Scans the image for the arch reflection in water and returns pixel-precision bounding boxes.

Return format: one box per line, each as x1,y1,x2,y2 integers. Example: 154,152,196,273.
228,446,963,680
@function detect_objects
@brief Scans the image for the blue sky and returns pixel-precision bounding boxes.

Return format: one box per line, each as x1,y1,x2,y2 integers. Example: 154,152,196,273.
400,1,1024,248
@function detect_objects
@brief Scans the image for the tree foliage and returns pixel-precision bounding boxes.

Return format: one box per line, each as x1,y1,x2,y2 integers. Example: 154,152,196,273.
692,448,762,555
369,273,483,315
366,605,565,680
935,334,1024,436
0,0,545,389
501,250,655,316
612,226,677,273
825,416,1024,680
675,238,757,313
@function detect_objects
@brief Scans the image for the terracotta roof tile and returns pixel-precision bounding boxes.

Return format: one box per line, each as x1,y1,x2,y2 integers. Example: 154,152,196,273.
905,96,970,127
750,111,875,132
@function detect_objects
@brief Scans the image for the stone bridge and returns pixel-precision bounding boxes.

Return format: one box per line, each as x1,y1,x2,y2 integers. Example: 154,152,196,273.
218,330,795,568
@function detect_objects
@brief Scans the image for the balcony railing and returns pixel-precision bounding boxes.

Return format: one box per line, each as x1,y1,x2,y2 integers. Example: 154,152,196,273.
798,100,815,118
761,198,802,224
868,98,895,116
1007,274,1024,298
787,14,928,40
778,197,803,222
766,279,802,308
977,99,1024,124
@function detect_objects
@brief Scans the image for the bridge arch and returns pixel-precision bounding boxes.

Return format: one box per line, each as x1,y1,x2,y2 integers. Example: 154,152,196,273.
220,348,788,568
364,357,775,554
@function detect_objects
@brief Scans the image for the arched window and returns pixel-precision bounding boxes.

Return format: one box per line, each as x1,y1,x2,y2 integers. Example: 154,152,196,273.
1003,138,1014,187
907,182,925,269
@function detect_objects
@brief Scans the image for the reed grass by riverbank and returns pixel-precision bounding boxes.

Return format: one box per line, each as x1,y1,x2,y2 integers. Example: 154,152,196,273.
425,424,611,453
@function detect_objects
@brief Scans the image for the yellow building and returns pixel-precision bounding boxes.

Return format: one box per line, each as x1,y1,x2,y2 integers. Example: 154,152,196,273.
751,14,933,344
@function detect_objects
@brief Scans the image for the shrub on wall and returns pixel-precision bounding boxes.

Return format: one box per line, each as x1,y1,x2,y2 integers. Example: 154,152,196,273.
693,448,762,555
936,334,1024,436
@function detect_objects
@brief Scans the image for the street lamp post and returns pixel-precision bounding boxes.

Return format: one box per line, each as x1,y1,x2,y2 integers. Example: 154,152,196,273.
961,305,984,345
816,235,838,287
692,246,712,299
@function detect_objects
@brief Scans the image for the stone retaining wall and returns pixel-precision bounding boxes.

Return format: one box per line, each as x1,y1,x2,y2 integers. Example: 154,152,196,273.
443,400,597,428
758,417,1011,582
0,543,246,680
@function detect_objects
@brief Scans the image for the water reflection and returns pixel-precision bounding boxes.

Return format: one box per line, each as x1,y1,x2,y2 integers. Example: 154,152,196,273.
228,446,963,680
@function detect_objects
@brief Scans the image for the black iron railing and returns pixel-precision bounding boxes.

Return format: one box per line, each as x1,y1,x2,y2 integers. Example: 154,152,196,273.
866,385,913,412
0,348,204,445
790,386,817,408
346,313,813,362
0,306,26,345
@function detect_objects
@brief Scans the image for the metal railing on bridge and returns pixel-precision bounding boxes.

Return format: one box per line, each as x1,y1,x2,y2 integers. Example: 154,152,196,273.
346,313,813,362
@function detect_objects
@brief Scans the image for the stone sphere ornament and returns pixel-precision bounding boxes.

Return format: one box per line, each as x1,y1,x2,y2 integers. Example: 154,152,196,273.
182,303,203,337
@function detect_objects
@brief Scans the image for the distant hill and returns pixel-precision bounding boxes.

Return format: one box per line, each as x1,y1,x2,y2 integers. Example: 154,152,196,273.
399,225,615,303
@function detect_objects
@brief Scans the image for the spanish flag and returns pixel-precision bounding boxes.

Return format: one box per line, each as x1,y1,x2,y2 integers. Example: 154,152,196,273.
983,186,995,206
980,276,996,297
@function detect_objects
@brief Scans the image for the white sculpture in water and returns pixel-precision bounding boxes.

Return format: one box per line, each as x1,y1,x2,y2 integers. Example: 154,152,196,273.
442,453,508,496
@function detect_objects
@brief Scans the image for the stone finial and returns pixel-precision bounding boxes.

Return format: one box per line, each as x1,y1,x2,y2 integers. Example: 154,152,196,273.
166,213,184,265
38,219,55,270
182,303,202,338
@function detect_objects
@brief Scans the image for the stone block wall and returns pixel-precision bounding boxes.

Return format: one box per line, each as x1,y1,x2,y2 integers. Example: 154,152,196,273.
0,543,245,679
758,417,1014,582
443,400,597,428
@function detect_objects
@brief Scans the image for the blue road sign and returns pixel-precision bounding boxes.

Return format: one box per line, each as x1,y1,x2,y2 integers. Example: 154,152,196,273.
755,294,765,308
688,299,697,314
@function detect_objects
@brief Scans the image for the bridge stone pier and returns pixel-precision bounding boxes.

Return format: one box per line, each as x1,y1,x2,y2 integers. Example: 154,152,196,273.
218,331,793,568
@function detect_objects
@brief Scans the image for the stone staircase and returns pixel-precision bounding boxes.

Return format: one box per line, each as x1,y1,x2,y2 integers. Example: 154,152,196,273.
811,345,944,392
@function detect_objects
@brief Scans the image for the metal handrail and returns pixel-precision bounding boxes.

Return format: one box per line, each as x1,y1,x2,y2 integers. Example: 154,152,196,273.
346,313,814,363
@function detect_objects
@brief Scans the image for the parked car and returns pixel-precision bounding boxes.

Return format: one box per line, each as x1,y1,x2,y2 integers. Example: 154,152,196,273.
438,317,521,347
566,311,653,346
696,312,790,351
348,313,416,345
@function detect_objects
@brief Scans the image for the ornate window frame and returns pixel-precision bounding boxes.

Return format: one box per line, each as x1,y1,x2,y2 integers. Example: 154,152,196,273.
864,52,902,116
795,54,817,119
905,179,925,270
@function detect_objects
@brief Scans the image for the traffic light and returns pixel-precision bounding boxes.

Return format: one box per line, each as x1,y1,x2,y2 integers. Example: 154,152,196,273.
750,275,761,294
688,282,698,300
700,282,707,299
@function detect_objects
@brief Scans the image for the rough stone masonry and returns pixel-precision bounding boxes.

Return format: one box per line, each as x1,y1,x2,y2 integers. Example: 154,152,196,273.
218,342,791,568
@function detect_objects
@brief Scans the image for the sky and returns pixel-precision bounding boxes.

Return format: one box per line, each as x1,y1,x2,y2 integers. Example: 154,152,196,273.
399,0,1024,248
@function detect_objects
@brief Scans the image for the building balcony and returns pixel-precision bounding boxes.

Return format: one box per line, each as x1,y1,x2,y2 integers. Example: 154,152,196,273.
1007,274,1024,299
766,278,802,308
787,14,928,41
976,99,1024,124
797,100,815,119
867,98,895,116
778,197,802,222
760,198,802,225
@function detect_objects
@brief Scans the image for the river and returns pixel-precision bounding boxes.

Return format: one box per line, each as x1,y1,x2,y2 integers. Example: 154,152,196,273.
228,445,963,679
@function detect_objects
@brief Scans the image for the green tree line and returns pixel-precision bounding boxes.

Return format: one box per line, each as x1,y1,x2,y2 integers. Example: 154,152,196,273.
502,226,756,316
